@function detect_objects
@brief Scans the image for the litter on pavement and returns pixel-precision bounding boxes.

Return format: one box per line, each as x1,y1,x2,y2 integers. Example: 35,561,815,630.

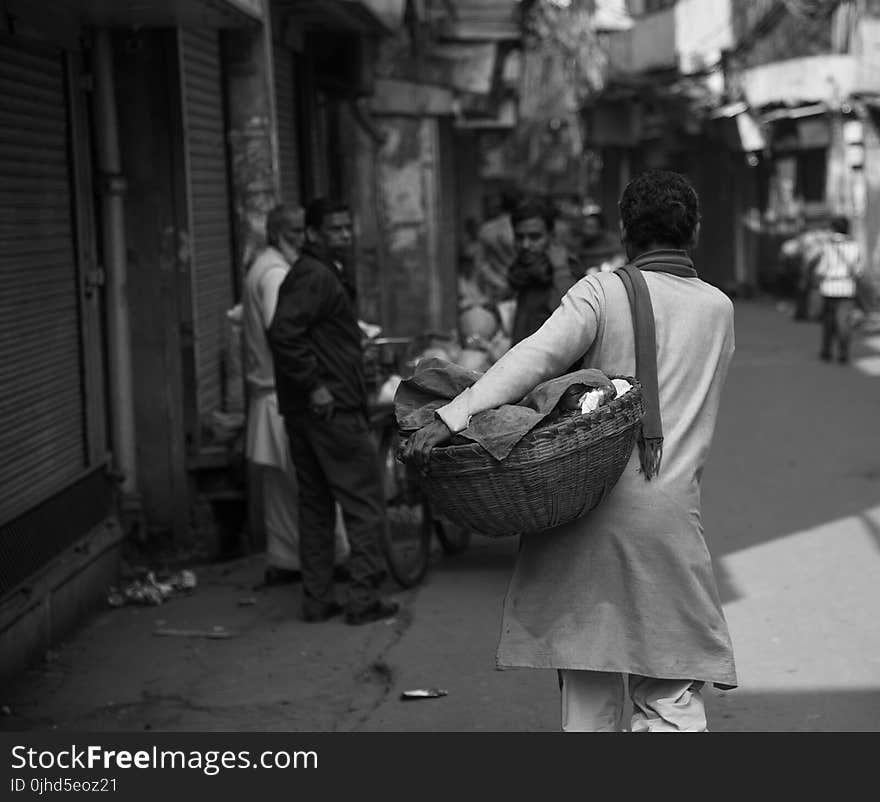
400,689,448,700
153,626,237,639
107,569,198,608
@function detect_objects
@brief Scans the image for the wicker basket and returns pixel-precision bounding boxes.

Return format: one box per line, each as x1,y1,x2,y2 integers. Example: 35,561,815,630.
416,377,644,538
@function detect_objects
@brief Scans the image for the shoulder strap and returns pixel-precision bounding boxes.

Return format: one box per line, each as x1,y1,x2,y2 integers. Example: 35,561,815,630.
615,264,662,479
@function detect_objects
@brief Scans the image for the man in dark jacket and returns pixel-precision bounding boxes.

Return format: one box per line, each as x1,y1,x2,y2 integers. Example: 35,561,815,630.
267,198,398,625
508,197,580,345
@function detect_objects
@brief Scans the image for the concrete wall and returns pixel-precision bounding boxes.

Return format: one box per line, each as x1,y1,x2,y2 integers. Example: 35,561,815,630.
628,5,676,73
223,23,281,276
675,0,733,74
374,116,451,337
0,521,124,686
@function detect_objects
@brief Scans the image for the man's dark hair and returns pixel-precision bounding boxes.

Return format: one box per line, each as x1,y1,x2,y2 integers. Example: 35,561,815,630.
830,215,850,235
305,197,350,231
511,197,554,230
266,204,303,248
619,170,701,249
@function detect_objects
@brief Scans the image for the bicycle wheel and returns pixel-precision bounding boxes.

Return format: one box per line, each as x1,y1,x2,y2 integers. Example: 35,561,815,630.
433,516,473,555
378,424,432,589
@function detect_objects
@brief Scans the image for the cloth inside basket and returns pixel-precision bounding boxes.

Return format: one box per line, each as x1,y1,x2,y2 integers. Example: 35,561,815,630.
394,357,614,461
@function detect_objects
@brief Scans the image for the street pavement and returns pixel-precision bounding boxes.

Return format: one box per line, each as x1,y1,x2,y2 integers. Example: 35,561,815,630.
2,298,879,733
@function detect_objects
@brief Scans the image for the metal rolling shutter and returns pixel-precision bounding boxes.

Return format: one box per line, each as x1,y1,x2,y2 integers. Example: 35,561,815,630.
180,29,235,425
0,39,87,527
273,42,300,209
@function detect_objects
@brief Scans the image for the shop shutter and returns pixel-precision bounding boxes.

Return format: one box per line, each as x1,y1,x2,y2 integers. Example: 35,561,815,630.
273,41,300,209
180,29,235,428
0,39,87,527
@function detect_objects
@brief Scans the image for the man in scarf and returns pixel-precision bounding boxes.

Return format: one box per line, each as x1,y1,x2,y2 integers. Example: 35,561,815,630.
403,171,737,732
507,197,581,346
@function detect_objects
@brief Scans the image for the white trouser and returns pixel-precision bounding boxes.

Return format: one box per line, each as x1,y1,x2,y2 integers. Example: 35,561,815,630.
560,670,707,733
262,464,350,571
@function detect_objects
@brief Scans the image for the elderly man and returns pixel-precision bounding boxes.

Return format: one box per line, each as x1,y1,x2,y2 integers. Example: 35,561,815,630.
242,205,348,587
404,171,737,732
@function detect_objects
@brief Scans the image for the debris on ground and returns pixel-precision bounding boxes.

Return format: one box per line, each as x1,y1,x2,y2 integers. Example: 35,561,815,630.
1,705,12,716
107,569,198,608
399,688,448,700
237,597,257,607
153,626,237,639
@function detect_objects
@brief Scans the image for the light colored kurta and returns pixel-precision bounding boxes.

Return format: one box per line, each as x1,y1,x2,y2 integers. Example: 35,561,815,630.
242,247,351,570
243,247,290,469
437,269,737,687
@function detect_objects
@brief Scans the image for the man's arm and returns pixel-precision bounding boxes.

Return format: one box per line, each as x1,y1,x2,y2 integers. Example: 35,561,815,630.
810,242,828,278
435,278,602,434
403,278,602,467
852,242,865,276
267,261,329,395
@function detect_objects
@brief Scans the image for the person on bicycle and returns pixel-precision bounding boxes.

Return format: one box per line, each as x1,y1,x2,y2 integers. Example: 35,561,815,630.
267,197,398,626
403,170,737,732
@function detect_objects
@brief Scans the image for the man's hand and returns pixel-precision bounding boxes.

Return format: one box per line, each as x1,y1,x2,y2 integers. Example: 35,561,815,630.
309,385,335,421
401,419,454,472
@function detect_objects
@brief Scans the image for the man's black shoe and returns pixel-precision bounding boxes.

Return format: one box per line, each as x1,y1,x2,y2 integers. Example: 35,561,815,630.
302,601,343,623
264,566,302,586
345,599,399,626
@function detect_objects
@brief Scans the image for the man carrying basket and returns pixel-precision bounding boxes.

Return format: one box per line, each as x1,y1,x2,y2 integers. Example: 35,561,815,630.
404,170,737,732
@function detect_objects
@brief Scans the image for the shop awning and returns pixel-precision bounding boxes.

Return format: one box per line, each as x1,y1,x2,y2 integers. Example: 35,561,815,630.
760,104,828,123
428,42,497,95
453,97,517,129
368,79,455,115
592,0,633,32
707,102,765,152
54,0,263,27
432,0,520,41
276,0,393,36
709,101,749,120
741,54,857,109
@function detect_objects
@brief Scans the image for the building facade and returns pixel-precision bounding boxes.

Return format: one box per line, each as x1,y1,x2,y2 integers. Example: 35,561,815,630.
0,0,412,683
0,0,534,684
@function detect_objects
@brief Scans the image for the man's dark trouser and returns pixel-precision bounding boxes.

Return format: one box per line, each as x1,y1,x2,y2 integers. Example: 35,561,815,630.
821,296,856,362
285,410,387,615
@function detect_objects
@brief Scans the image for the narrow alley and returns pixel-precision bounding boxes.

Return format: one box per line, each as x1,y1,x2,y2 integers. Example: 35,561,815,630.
2,299,878,733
